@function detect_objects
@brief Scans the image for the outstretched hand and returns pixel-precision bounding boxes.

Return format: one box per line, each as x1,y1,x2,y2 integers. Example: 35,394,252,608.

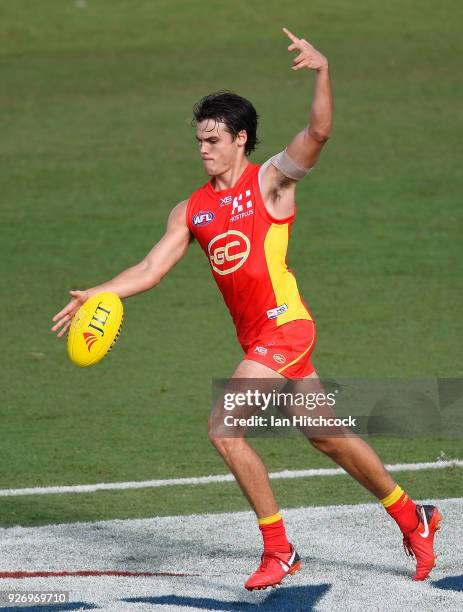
283,27,328,72
51,289,89,337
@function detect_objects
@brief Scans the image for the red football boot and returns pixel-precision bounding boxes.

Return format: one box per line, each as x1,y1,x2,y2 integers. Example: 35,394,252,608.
245,545,301,591
402,504,442,581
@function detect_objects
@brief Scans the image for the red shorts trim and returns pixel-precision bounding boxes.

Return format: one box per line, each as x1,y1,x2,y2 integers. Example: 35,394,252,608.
243,319,316,379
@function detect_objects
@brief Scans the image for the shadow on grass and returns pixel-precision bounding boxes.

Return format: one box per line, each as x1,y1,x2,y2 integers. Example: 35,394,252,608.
124,583,331,610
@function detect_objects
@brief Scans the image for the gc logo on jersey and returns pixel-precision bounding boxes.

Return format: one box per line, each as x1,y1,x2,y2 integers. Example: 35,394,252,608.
208,230,251,276
193,211,214,227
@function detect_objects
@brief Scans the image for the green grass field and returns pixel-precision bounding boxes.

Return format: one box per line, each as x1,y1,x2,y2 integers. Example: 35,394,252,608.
1,0,462,527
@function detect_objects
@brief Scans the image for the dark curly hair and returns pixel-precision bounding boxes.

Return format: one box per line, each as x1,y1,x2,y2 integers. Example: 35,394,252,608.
193,91,259,156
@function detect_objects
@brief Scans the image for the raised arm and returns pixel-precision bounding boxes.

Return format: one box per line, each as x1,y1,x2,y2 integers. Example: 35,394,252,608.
284,27,332,170
260,28,332,219
51,200,191,337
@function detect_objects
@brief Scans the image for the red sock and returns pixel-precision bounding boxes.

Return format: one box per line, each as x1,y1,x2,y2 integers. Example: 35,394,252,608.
258,513,291,554
382,486,419,536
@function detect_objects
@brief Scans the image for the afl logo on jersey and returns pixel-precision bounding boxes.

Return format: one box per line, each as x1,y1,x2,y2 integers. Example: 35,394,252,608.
193,211,214,227
208,230,251,276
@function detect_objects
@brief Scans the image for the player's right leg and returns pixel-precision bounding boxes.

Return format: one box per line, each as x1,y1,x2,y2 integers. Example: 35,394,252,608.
208,358,301,590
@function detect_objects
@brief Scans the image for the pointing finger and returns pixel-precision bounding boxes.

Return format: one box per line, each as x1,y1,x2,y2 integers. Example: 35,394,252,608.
282,27,299,44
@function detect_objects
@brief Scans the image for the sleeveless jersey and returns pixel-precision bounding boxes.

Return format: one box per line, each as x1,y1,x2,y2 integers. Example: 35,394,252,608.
186,163,313,348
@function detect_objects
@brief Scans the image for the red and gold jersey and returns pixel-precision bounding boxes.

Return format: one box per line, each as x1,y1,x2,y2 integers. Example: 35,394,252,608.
186,163,313,348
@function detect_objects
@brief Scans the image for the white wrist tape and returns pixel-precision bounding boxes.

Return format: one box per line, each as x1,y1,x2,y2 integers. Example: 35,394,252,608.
270,148,312,181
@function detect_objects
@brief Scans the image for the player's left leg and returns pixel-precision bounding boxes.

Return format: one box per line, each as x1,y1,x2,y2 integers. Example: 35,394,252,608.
301,370,442,581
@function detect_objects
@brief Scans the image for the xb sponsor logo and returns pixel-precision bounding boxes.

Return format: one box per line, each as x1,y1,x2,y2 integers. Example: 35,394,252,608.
254,345,268,356
208,230,251,276
193,211,214,227
273,353,286,365
220,195,233,207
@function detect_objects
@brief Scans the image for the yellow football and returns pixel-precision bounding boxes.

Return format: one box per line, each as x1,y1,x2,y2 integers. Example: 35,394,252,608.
67,292,124,367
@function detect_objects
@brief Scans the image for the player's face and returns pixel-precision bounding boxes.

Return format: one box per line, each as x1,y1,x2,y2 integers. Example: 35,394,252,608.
196,119,245,176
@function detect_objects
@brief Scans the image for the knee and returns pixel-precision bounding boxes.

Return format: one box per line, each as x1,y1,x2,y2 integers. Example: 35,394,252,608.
208,428,242,457
309,436,341,456
208,429,224,453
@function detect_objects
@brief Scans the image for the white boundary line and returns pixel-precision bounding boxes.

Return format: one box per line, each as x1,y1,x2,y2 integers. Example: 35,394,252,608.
0,459,462,497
